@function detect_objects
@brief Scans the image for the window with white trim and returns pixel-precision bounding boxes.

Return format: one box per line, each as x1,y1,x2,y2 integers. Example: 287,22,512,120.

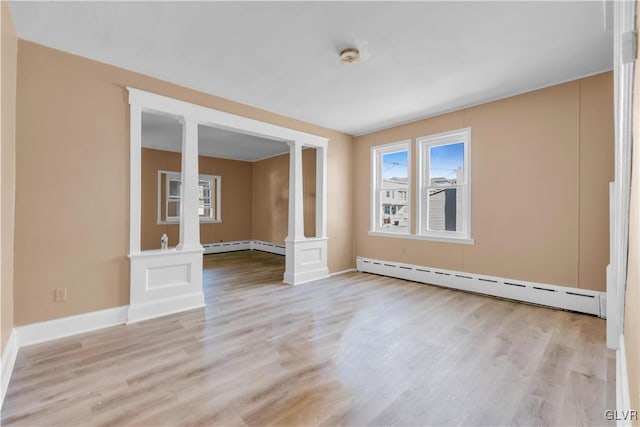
417,128,471,240
371,141,410,233
158,171,221,224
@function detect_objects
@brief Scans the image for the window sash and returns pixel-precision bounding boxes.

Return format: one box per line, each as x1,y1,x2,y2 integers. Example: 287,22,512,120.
417,128,471,240
371,141,411,234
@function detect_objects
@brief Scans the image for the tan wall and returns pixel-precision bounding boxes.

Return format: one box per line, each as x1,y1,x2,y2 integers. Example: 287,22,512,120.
14,40,354,326
354,73,613,291
141,148,253,250
624,16,640,422
252,149,316,244
1,1,17,352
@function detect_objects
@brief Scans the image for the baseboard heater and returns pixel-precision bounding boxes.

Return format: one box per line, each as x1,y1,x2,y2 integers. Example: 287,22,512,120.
356,256,605,317
202,240,285,256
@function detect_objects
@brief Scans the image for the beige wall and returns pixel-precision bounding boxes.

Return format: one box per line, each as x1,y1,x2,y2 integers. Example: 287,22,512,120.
624,15,640,422
1,1,17,352
354,73,613,291
14,40,354,326
252,149,316,244
141,148,253,250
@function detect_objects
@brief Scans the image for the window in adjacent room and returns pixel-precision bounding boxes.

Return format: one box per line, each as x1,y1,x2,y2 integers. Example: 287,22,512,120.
371,140,410,234
158,171,221,223
417,128,471,241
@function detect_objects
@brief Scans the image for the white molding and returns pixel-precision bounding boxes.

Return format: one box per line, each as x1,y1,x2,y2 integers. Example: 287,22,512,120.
353,67,614,137
357,256,604,316
616,334,632,426
608,0,636,350
16,306,128,347
1,329,18,410
127,87,329,149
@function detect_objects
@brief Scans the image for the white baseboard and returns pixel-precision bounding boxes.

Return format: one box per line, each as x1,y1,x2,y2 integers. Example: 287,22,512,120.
251,240,286,255
617,334,632,426
16,306,129,348
1,329,18,410
357,256,605,316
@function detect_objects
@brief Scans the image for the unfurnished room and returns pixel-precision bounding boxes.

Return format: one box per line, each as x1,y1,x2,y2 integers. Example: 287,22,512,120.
0,1,639,426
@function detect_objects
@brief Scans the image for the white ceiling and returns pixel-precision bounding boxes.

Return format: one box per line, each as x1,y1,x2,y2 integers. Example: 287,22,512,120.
142,112,289,162
10,1,612,136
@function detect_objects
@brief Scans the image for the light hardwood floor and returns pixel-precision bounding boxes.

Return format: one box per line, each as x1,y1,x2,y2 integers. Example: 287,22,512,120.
2,251,615,426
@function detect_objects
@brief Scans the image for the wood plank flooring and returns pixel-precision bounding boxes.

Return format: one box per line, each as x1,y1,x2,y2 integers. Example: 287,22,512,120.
1,251,615,426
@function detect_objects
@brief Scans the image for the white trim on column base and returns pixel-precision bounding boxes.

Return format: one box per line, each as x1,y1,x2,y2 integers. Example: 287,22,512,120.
127,292,204,324
129,248,205,324
1,329,18,410
357,256,605,316
284,237,330,285
283,267,330,286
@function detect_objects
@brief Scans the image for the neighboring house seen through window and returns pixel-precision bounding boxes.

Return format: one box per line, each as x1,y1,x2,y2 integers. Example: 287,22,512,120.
371,141,410,234
158,171,221,224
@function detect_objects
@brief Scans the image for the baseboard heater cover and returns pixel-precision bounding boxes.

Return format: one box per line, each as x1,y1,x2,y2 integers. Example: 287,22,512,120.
356,257,605,317
202,240,286,256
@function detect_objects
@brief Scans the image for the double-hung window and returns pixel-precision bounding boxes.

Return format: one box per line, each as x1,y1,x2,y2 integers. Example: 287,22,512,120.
417,128,471,242
371,140,410,234
158,171,221,224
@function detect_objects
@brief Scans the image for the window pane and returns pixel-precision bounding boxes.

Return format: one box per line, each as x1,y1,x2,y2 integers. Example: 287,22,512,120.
429,142,464,185
167,200,180,218
200,207,212,218
379,149,409,232
380,189,409,231
428,187,463,232
169,179,181,197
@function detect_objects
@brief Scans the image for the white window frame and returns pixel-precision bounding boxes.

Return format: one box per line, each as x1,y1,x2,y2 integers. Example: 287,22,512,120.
157,170,222,224
370,140,411,235
417,128,472,244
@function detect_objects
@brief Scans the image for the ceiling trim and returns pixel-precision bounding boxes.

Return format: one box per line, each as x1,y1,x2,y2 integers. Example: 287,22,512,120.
353,67,614,137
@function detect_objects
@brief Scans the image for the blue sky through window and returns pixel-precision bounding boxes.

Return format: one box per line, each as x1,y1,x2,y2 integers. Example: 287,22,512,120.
382,151,408,180
430,142,464,180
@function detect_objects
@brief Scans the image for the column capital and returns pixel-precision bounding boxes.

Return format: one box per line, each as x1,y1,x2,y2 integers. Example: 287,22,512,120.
178,116,199,126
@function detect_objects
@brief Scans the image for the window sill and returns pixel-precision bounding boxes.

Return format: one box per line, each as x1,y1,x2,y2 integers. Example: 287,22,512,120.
157,219,223,225
368,231,475,245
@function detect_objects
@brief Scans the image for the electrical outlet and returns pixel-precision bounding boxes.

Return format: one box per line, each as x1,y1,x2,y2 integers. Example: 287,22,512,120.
54,288,67,302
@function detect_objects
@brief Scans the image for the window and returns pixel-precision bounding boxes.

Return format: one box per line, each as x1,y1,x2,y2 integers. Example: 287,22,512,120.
158,171,221,224
371,140,410,233
417,128,471,241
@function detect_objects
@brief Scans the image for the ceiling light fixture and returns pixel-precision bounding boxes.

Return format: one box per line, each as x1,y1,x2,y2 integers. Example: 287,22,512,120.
340,48,360,65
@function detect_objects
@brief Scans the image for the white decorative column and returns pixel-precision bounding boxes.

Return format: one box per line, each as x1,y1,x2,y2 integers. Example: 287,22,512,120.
284,141,329,285
177,118,202,251
128,112,204,323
